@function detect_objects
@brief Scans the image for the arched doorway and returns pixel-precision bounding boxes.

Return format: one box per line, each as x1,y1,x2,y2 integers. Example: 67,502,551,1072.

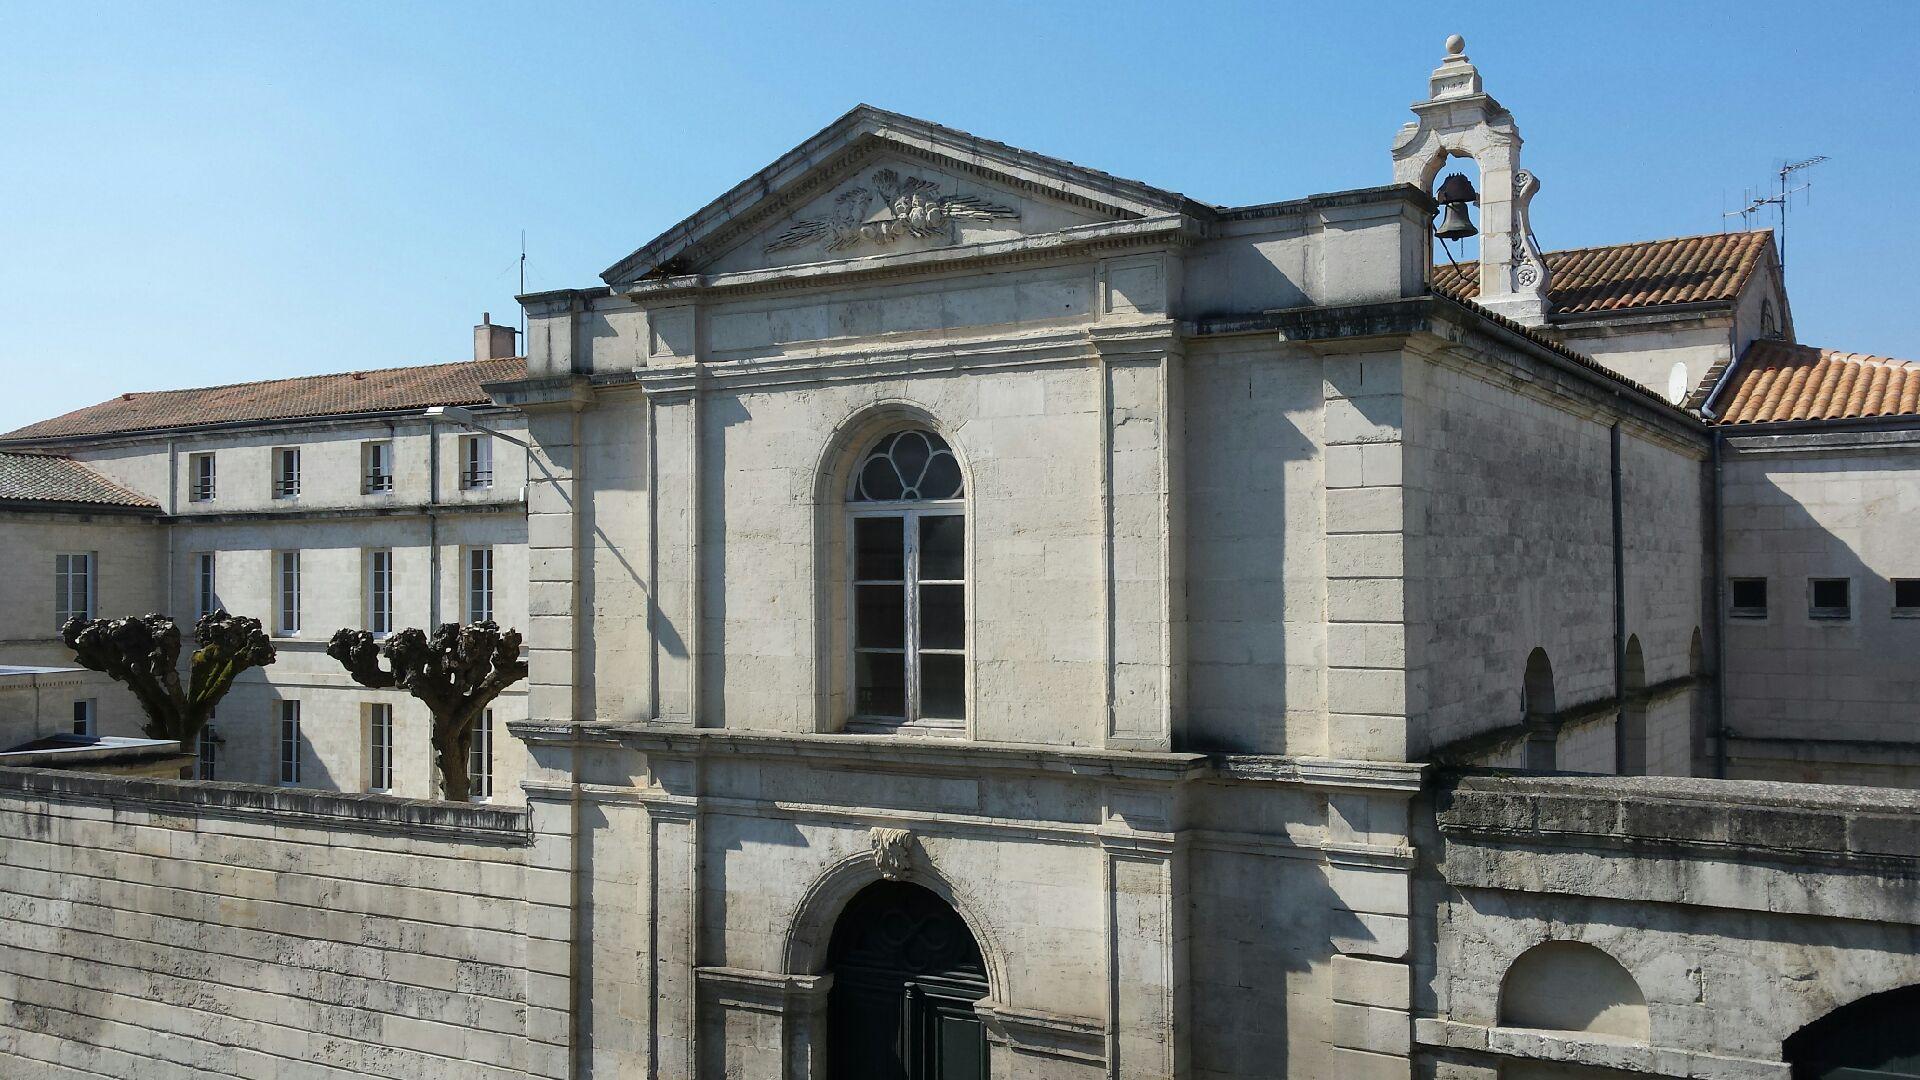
1785,984,1920,1079
828,881,988,1080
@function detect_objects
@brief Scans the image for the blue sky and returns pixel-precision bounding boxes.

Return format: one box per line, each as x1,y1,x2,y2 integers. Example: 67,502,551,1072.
3,1,1917,434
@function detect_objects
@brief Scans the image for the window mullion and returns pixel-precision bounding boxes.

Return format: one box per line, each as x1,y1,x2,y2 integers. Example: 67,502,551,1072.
903,509,920,722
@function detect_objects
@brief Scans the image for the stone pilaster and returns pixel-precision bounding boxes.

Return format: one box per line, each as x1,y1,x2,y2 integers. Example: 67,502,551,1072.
1099,787,1188,1079
1091,322,1186,751
646,759,702,1079
1322,349,1414,761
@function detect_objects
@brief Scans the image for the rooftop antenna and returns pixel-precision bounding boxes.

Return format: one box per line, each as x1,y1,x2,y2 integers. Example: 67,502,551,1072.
1723,155,1827,281
518,230,527,347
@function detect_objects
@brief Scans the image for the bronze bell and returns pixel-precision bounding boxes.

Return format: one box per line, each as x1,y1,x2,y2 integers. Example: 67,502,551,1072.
1433,172,1479,241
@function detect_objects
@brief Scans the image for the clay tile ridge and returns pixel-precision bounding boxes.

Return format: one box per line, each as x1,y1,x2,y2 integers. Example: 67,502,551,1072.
0,356,527,443
1710,339,1920,425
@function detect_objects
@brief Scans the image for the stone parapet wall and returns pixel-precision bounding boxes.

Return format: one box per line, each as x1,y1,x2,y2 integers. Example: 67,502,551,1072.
0,767,570,1080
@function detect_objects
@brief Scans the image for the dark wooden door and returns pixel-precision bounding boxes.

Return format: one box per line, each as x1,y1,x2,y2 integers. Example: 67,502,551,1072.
828,882,988,1080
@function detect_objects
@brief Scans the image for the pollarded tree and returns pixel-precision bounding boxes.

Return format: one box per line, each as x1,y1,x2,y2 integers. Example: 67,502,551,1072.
61,610,277,746
325,622,528,801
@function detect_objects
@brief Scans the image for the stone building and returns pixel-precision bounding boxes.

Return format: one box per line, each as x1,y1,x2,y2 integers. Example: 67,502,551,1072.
2,34,1920,1080
0,329,533,799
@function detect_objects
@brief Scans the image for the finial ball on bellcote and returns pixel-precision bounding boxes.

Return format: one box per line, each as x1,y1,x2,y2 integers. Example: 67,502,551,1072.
1445,34,1466,56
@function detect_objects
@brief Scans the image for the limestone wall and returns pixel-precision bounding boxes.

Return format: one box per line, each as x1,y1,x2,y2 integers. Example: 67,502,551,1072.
0,766,568,1080
1401,336,1710,768
1417,772,1920,1079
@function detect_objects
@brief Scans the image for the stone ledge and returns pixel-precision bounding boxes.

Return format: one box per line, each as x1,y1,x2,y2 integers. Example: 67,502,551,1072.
0,766,532,845
1414,1018,1787,1080
1437,771,1920,867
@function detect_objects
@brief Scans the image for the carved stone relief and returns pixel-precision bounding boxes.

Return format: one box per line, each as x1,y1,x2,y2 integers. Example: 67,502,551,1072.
765,168,1018,254
870,826,915,880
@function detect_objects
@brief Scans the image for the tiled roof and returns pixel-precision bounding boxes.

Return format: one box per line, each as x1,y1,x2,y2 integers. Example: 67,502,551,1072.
1709,339,1920,425
1432,230,1773,316
0,451,159,509
0,357,526,442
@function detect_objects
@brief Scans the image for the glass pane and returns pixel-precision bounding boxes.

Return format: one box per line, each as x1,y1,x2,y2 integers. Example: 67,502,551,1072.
855,652,906,717
918,585,965,649
920,451,962,500
920,653,965,719
857,455,904,501
855,585,905,648
892,430,932,493
918,516,965,580
854,516,904,580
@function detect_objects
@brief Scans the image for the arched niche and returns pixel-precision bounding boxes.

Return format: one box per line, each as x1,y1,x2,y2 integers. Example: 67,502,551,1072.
1499,941,1649,1041
1784,984,1920,1080
1523,648,1556,771
1619,635,1647,775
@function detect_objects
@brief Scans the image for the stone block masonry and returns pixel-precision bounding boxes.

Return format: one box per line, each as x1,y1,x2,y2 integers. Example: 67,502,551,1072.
0,767,570,1080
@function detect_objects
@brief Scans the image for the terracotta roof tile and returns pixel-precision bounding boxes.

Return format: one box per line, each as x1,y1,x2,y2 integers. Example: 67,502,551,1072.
0,451,159,509
1710,340,1920,425
0,357,526,443
1432,230,1773,315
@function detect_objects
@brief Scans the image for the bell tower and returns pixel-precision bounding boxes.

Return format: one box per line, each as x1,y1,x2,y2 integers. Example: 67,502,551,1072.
1393,35,1552,326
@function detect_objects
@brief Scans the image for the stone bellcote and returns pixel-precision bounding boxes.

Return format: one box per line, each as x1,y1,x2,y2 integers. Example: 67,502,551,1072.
1393,35,1552,326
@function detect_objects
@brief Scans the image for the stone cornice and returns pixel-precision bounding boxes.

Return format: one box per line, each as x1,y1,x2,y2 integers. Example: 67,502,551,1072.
510,721,1212,783
161,498,522,526
611,215,1198,305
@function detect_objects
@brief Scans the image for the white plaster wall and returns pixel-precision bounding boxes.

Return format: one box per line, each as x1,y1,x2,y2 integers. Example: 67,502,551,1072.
0,513,165,740
1555,319,1730,405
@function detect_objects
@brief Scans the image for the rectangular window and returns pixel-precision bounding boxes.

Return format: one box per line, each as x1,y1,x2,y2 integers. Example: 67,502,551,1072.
196,723,219,780
363,440,394,494
195,552,218,619
1894,579,1920,617
276,551,301,635
469,709,493,801
55,552,95,629
851,509,965,727
461,435,493,490
272,447,301,499
72,699,96,737
188,452,216,502
278,701,301,785
467,547,495,623
1729,577,1768,619
1810,577,1851,620
367,549,394,635
367,703,393,792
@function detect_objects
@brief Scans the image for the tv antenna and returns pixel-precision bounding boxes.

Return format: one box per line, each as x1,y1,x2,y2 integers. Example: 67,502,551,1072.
518,230,527,345
1723,155,1827,279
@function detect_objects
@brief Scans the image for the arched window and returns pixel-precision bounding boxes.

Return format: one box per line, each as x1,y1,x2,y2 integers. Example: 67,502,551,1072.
1523,648,1556,771
848,429,966,731
1620,635,1647,775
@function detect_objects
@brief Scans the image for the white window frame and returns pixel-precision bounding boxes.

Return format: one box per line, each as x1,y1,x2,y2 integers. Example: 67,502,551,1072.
461,434,493,490
188,452,216,502
55,552,96,629
276,551,301,636
278,701,302,785
367,702,393,792
195,552,218,620
467,546,495,624
196,720,219,780
848,504,967,732
272,447,301,499
469,709,493,802
367,549,394,636
72,699,96,737
363,440,394,494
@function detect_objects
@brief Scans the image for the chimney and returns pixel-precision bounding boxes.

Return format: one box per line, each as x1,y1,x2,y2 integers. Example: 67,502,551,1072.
474,312,517,361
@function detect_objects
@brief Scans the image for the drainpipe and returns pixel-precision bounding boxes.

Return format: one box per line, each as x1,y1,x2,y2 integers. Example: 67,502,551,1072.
428,417,441,628
1711,428,1728,778
1611,422,1626,774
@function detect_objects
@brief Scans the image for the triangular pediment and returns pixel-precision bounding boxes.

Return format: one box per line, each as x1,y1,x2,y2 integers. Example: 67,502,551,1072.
600,105,1203,285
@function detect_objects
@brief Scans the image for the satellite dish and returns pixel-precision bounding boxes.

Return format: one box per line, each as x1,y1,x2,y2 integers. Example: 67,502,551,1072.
1667,362,1690,405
